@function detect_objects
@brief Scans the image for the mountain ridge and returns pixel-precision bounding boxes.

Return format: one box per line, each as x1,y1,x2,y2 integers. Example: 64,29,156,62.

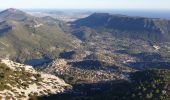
0,8,33,21
72,13,170,41
0,8,79,62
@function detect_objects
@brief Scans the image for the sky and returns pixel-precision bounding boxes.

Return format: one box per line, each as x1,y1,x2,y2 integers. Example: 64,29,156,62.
0,0,170,10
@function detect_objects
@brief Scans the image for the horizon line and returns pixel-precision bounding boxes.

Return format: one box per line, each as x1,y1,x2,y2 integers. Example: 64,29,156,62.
0,8,170,12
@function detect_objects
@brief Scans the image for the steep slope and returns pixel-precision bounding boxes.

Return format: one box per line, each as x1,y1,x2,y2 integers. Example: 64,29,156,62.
38,69,170,100
72,13,170,41
0,58,71,99
0,8,80,62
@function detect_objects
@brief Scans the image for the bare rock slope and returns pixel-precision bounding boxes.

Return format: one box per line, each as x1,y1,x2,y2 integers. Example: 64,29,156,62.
0,58,71,100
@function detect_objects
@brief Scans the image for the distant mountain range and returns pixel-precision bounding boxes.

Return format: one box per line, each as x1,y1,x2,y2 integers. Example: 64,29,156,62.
72,13,170,41
0,8,170,63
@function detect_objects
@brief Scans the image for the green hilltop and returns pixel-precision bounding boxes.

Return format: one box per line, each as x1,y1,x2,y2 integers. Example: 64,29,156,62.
0,8,77,62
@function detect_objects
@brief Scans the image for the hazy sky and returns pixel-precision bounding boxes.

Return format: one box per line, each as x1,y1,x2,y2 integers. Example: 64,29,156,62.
0,0,170,10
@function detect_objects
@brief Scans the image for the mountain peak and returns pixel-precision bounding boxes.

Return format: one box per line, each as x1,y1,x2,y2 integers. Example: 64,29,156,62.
0,8,31,21
5,8,18,11
91,13,110,16
90,13,110,18
1,8,23,14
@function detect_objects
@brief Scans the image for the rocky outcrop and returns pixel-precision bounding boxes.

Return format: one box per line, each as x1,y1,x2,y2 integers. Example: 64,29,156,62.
0,59,71,100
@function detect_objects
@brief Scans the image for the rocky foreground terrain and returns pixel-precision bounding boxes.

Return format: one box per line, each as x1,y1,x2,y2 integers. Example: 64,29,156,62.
0,58,71,100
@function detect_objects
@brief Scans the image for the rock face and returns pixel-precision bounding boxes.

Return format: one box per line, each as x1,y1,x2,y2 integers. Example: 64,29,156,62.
0,58,71,100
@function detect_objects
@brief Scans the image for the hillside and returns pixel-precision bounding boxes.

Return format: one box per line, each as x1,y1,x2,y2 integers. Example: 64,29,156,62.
0,58,71,99
72,13,170,41
68,13,170,71
0,8,80,62
0,8,32,21
38,69,170,100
